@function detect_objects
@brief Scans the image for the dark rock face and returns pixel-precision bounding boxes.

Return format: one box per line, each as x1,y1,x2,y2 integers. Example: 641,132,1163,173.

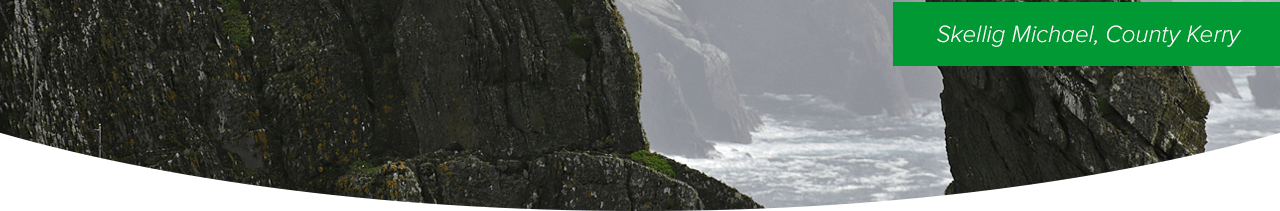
1249,66,1280,108
1,0,760,209
1191,66,1241,103
929,0,1210,195
938,66,1209,194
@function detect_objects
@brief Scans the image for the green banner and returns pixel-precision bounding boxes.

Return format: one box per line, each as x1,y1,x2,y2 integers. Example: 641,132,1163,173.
893,2,1280,66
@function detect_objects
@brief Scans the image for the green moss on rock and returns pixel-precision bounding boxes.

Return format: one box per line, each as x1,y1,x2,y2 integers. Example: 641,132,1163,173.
1096,94,1115,116
630,150,674,177
567,32,592,60
218,0,241,10
220,0,251,48
349,160,381,174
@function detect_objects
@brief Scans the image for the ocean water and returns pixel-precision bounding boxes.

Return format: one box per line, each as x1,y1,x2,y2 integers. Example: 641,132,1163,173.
1204,66,1280,151
619,0,1280,208
667,94,951,207
664,67,1280,208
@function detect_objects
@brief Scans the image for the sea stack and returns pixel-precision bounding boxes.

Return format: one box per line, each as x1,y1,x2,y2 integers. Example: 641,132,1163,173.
938,66,1209,194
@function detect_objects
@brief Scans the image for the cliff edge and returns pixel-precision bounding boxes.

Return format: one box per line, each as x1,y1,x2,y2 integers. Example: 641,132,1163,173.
0,0,759,209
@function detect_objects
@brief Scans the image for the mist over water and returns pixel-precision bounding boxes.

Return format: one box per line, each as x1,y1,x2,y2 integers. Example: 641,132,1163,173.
621,0,1278,208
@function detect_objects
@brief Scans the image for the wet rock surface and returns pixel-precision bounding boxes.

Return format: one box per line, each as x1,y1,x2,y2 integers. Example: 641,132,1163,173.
1,0,759,209
938,66,1209,194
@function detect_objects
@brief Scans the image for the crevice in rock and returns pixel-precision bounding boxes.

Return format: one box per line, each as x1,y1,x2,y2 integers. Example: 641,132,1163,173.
1047,108,1090,176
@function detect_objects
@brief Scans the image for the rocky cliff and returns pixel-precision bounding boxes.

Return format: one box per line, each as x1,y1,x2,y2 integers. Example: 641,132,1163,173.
673,0,924,116
619,0,763,157
938,66,1209,194
0,0,760,209
1249,66,1279,108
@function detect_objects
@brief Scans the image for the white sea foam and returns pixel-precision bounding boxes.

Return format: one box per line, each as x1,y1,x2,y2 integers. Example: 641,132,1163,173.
761,92,793,101
663,67,1278,207
751,116,867,141
1203,67,1280,151
666,97,951,207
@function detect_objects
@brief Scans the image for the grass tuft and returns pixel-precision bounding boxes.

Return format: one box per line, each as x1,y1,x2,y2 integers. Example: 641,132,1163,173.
349,160,381,174
629,150,675,178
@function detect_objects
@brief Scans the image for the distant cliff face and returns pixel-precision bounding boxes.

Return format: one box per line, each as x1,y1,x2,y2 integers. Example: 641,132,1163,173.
620,0,948,157
636,53,718,157
619,0,762,157
673,0,928,116
1,0,760,209
1250,66,1280,108
1191,66,1241,103
938,66,1210,194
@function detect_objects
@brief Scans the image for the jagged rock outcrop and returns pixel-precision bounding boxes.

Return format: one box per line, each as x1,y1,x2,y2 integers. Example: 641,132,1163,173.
619,0,762,156
1249,66,1280,108
1191,66,1241,103
938,66,1209,194
929,0,1210,195
1,0,760,209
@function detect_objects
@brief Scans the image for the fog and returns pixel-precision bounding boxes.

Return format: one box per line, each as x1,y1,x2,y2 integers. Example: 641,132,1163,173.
621,0,939,159
620,0,1279,207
